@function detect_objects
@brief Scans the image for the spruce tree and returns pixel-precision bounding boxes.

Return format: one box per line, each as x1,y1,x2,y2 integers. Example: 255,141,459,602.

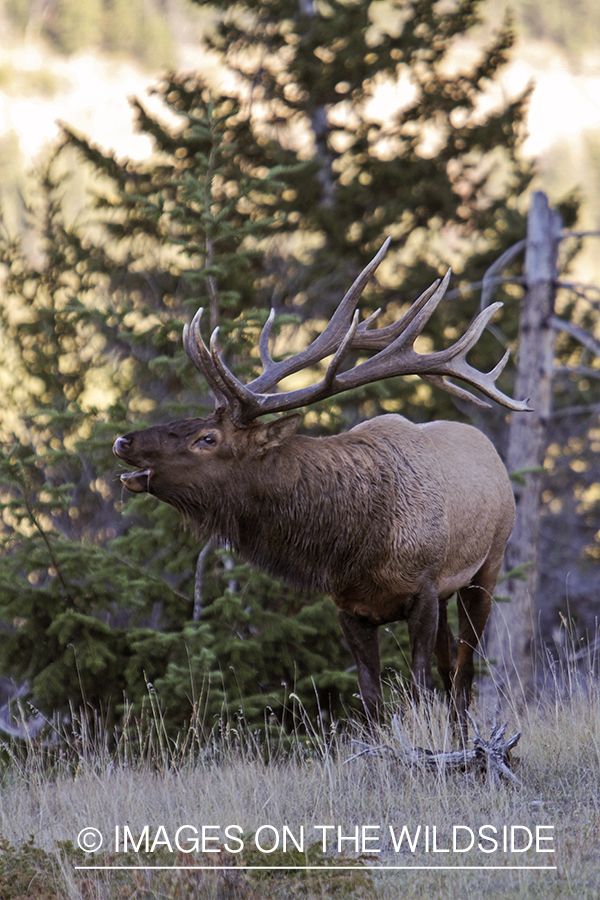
0,92,356,734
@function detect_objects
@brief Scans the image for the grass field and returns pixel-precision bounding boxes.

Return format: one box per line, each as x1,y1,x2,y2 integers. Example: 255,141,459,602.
1,664,599,900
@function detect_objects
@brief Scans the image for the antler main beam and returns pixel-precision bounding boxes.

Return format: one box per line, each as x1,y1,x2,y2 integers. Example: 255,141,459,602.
184,240,531,425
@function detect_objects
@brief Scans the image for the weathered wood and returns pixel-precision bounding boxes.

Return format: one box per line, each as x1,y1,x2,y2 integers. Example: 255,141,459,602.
483,191,562,711
345,715,522,785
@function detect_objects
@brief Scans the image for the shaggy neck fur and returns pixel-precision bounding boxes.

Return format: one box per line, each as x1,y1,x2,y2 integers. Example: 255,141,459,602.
179,420,442,595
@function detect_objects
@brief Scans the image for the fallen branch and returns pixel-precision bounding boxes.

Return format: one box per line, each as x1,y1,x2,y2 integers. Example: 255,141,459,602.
345,715,521,786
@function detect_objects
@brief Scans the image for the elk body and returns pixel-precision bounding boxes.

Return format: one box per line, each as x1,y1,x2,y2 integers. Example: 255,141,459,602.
114,240,528,737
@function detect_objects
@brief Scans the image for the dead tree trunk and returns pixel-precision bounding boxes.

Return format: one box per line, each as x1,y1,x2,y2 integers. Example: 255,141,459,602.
482,192,562,714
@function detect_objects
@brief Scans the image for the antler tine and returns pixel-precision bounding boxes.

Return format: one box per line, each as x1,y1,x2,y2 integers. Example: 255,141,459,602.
258,308,276,370
324,236,391,336
427,301,533,411
321,310,361,392
183,309,230,407
440,299,504,359
488,348,511,382
378,269,452,353
207,326,262,418
248,238,392,394
420,374,497,409
182,308,203,371
351,278,442,350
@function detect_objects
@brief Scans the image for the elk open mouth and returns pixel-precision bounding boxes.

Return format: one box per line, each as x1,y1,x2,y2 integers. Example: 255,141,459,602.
113,436,152,493
120,469,152,493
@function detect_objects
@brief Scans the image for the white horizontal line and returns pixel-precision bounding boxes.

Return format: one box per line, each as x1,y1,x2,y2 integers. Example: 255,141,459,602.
75,864,558,872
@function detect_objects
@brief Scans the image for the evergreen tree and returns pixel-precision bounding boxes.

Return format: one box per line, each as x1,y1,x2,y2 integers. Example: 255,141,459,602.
0,162,209,722
0,93,357,734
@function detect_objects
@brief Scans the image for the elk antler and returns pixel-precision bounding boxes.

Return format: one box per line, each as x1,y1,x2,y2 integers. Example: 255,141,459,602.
183,238,531,425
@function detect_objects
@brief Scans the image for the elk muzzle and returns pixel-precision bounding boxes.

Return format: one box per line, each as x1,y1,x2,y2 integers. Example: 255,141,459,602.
113,435,152,493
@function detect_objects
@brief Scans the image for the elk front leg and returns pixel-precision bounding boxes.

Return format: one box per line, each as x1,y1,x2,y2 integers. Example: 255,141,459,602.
338,610,382,725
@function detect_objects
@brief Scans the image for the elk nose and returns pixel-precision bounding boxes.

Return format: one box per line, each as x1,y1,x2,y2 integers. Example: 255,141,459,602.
113,436,132,457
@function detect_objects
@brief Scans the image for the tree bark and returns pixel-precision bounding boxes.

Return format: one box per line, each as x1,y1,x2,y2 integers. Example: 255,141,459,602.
481,192,562,714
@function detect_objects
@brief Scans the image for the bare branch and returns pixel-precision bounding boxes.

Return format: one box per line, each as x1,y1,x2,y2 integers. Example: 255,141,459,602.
561,229,600,239
551,402,600,420
554,365,600,381
444,275,524,303
480,239,526,310
193,539,213,621
556,280,600,297
549,315,600,358
345,715,522,786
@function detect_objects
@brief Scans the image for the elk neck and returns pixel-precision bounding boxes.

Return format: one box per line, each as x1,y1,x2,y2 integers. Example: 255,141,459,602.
194,416,444,596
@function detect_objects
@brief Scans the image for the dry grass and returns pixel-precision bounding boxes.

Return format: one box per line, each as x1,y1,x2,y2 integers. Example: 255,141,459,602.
1,660,600,899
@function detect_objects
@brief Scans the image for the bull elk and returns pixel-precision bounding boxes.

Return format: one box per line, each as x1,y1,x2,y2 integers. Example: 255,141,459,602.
114,239,529,738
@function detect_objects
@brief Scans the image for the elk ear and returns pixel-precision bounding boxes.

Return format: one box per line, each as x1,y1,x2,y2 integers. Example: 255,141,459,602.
252,413,301,452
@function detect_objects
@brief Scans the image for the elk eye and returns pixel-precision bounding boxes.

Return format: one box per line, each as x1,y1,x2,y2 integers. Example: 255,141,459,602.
194,433,216,447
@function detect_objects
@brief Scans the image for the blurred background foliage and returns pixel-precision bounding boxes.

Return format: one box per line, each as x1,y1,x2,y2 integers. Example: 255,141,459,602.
0,0,597,738
3,0,176,67
3,1,600,66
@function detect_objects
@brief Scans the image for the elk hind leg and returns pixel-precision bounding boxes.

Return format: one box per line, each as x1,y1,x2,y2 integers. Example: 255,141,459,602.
407,579,439,702
434,597,457,696
453,565,495,741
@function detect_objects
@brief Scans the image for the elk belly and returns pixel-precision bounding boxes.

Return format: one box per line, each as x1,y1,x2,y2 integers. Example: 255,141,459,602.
436,561,485,601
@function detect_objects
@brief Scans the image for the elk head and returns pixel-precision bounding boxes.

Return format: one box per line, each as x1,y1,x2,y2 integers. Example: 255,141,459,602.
114,410,300,510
